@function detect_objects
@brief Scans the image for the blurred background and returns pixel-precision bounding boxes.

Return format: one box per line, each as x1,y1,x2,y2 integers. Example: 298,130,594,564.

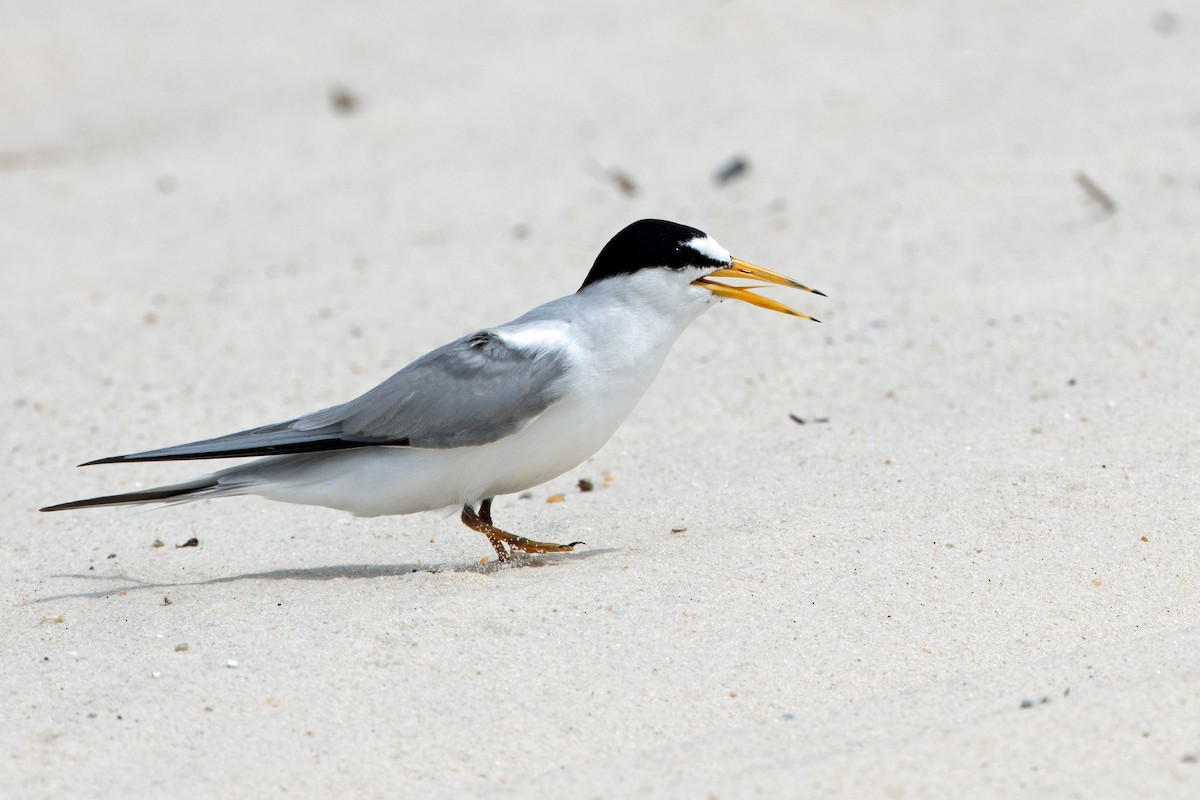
3,3,1199,795
5,0,1196,511
5,0,1196,432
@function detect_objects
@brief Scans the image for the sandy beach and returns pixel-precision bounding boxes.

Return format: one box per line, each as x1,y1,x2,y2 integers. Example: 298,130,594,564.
4,2,1199,796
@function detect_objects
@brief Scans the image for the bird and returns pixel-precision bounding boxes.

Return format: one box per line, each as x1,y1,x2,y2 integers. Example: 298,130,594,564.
41,219,823,562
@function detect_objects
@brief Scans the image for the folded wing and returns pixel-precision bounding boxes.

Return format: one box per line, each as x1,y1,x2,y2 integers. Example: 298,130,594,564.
85,329,572,465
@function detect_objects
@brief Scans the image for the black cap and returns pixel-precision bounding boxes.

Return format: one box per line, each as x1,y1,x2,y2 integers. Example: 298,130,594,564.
579,219,726,290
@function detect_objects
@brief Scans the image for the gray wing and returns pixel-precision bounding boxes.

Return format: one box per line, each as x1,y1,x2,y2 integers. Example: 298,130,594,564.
85,329,572,465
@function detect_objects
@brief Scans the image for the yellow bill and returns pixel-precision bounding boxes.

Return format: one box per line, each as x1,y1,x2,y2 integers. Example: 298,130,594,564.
691,258,824,321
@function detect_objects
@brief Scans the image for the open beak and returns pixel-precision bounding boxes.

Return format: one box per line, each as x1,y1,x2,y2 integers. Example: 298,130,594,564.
691,258,825,321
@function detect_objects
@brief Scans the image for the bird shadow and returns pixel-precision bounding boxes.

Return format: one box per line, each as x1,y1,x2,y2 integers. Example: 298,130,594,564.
32,547,617,603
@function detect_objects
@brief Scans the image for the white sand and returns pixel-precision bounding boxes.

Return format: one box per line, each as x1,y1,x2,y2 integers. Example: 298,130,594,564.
4,2,1199,797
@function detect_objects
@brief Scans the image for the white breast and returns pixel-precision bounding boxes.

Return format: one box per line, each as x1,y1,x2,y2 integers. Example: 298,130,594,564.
235,270,718,517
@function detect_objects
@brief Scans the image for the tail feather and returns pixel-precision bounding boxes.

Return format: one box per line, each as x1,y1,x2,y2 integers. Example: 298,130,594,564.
40,475,224,512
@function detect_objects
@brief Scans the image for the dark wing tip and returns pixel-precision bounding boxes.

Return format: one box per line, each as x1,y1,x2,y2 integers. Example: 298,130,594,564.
40,475,221,511
41,499,89,512
78,437,398,465
80,455,128,467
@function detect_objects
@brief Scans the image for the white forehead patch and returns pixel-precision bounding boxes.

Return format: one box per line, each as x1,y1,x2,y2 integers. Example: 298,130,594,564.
684,235,731,264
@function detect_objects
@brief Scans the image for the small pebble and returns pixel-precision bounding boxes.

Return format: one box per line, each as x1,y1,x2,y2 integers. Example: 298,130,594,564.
713,154,750,185
226,659,238,668
608,169,638,197
329,85,360,114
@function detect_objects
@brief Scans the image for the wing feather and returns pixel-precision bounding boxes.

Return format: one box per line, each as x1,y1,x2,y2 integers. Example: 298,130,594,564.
86,328,572,465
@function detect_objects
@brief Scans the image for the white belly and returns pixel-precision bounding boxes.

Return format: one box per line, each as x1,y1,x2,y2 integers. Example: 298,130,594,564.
230,354,657,517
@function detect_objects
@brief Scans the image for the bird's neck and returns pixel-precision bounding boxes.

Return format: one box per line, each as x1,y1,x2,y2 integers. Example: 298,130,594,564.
574,272,713,342
559,274,713,396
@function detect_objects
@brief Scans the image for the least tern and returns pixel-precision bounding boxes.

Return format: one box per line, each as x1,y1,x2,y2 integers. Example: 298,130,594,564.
42,219,823,561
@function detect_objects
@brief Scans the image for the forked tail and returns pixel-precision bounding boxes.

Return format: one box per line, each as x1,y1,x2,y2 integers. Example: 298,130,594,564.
40,475,224,512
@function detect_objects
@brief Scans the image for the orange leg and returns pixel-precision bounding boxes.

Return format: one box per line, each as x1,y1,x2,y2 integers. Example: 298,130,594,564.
460,498,583,562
